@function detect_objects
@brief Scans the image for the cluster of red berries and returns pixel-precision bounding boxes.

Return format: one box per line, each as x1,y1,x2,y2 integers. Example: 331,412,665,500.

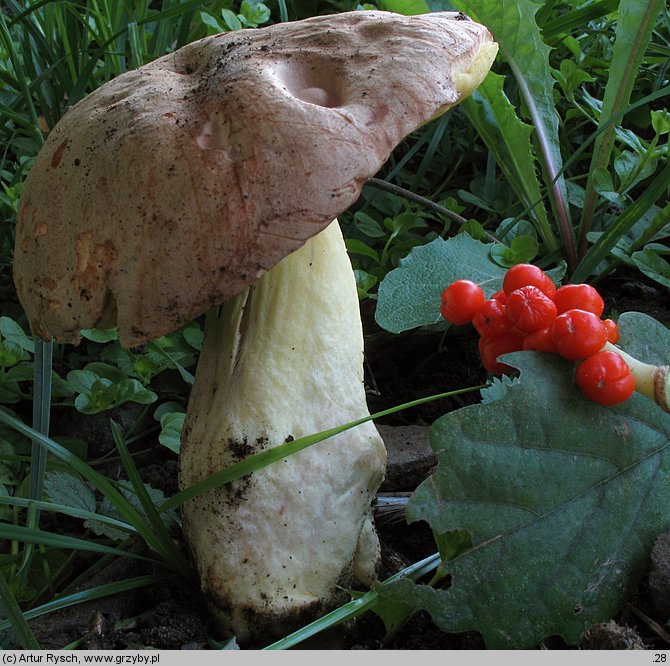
440,263,635,407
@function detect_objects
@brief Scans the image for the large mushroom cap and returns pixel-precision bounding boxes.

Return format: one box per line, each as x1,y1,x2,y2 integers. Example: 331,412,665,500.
14,10,497,347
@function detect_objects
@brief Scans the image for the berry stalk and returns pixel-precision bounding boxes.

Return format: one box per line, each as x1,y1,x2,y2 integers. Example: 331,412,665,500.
603,342,670,413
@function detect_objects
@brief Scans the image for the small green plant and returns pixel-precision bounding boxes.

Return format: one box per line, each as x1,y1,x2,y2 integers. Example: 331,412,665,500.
0,315,200,417
200,1,272,34
0,316,35,404
450,0,669,281
344,203,441,299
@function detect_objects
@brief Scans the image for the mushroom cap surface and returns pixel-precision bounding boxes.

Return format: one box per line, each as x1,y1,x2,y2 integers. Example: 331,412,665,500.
14,10,497,346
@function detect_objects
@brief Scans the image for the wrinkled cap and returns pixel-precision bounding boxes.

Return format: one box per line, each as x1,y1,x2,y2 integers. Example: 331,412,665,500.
14,10,497,346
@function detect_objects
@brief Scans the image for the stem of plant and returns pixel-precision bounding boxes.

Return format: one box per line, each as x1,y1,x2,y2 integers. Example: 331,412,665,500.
603,342,670,413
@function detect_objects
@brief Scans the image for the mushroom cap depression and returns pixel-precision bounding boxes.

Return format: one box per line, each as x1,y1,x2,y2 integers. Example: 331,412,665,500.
14,10,497,347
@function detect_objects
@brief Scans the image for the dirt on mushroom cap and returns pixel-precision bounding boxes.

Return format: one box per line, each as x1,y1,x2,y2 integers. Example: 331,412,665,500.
13,10,497,347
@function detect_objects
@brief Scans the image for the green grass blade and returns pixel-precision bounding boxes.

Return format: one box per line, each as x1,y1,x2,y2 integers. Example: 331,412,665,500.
278,0,289,22
0,9,43,139
0,573,177,633
0,524,157,563
126,21,143,71
109,421,192,577
577,0,667,256
628,203,670,254
539,0,619,38
591,202,670,283
0,101,41,132
28,339,53,515
506,57,575,269
384,128,432,183
147,341,195,385
59,0,209,104
18,339,53,587
161,385,485,513
0,569,40,649
5,0,56,27
0,496,136,535
409,113,449,193
3,0,63,119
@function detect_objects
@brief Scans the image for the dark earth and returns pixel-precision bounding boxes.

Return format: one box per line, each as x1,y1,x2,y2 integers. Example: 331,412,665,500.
25,268,670,651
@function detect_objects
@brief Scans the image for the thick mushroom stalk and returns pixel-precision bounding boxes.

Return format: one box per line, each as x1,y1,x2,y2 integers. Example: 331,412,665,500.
179,220,385,640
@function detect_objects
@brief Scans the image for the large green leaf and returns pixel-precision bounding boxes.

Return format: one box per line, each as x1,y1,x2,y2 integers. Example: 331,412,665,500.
379,312,670,648
449,0,571,259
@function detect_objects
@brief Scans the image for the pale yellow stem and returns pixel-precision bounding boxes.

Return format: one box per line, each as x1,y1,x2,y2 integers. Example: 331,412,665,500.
603,342,670,413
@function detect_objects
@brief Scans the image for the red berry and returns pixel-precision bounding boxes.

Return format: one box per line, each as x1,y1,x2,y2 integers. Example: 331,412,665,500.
440,279,486,326
503,263,556,298
575,351,635,406
523,326,556,353
550,309,608,360
506,286,558,333
490,289,507,304
478,332,525,375
553,283,605,316
472,298,513,338
603,318,620,344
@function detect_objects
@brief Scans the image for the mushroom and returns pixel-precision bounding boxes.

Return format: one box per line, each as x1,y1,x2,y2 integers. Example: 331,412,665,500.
13,10,498,642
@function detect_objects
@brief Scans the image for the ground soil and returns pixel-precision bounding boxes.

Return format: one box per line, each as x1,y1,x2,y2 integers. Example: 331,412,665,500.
25,268,670,651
